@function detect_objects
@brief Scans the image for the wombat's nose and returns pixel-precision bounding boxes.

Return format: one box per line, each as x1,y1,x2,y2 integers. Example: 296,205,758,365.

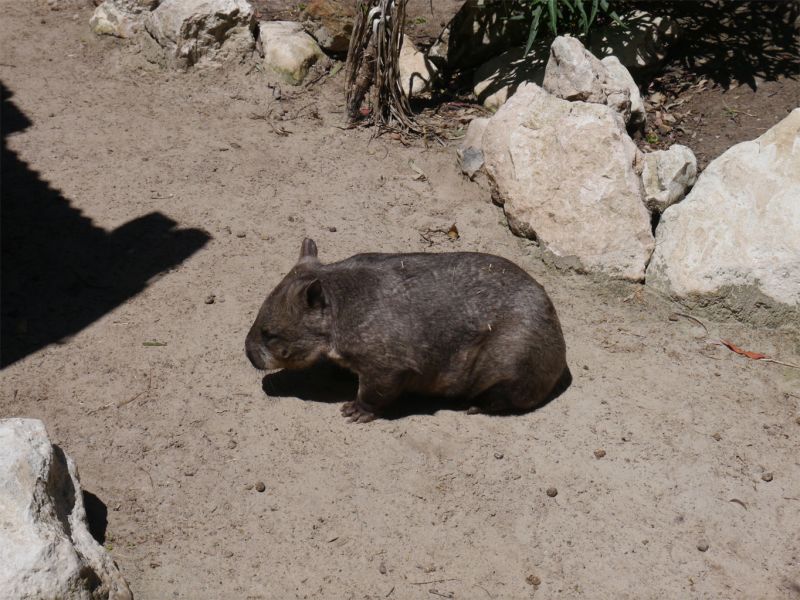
245,332,266,370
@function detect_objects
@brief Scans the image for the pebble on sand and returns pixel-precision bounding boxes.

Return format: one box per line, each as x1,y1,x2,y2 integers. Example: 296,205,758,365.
255,481,266,492
761,472,773,482
697,541,709,552
526,574,541,586
594,449,606,459
546,487,558,497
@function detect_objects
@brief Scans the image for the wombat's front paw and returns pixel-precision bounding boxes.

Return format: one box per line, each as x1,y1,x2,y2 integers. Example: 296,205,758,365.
341,401,376,424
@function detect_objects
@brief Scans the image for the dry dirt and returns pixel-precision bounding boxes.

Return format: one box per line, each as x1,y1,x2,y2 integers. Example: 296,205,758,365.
2,1,800,599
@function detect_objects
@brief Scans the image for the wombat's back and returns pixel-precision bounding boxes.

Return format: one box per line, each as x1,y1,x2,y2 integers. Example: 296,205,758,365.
317,252,567,408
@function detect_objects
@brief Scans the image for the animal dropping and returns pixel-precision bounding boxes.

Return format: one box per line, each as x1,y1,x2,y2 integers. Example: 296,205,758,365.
245,239,569,423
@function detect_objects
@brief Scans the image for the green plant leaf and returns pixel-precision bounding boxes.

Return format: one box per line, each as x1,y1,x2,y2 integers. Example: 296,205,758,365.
576,0,589,32
524,4,544,55
548,0,558,34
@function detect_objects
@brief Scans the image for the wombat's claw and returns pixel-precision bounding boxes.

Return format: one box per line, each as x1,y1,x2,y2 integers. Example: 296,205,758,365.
341,401,376,423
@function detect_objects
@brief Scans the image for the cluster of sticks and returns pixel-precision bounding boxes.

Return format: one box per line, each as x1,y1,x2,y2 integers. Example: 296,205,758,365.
344,0,420,132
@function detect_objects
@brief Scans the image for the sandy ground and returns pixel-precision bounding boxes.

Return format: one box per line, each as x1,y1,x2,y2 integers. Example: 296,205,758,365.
2,2,800,599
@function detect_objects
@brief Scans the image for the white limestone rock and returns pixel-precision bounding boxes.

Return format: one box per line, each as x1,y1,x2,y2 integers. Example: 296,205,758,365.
0,418,132,600
482,83,653,281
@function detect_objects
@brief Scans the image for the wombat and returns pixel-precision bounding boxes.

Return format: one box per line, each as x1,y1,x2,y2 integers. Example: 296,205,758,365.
245,239,568,422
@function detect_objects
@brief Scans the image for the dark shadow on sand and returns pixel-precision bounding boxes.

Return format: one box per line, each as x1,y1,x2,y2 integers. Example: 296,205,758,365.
1,81,210,367
262,361,573,420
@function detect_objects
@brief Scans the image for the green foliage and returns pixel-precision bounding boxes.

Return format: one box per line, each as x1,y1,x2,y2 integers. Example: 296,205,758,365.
515,0,622,54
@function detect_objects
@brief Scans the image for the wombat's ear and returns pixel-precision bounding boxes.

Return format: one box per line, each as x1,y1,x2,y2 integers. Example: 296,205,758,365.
304,279,326,309
299,238,319,264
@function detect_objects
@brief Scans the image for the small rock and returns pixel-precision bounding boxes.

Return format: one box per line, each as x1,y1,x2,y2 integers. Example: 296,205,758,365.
641,144,698,213
543,36,632,124
546,487,558,497
226,439,237,449
236,231,246,238
526,574,541,586
697,541,709,552
398,35,438,97
761,472,773,482
379,562,387,575
328,226,337,232
255,481,266,493
621,434,631,442
593,449,606,459
259,21,324,85
711,432,721,441
494,452,504,460
204,294,216,304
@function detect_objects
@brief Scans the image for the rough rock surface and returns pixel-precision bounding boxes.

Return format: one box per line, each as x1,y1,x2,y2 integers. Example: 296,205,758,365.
145,0,256,69
90,0,158,38
642,144,697,213
303,0,353,54
589,11,680,74
473,46,546,111
647,109,800,325
457,117,489,179
399,35,437,97
0,419,132,600
259,21,324,85
482,83,653,281
600,55,645,128
543,35,632,125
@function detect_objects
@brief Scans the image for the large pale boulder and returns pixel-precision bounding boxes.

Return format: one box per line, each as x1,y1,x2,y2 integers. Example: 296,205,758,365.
259,21,324,85
0,419,132,600
145,0,256,68
473,46,546,111
642,144,697,213
399,35,437,97
91,0,159,38
483,83,653,281
543,36,632,125
647,109,800,325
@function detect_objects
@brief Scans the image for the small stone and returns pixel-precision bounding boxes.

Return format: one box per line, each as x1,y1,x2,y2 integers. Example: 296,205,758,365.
227,439,237,449
183,469,195,476
379,562,387,575
621,434,632,442
204,294,216,304
697,541,709,552
593,449,606,459
255,481,266,492
236,231,246,238
526,574,541,586
711,432,721,441
761,472,773,482
795,416,800,425
494,452,504,460
546,487,558,497
328,226,337,232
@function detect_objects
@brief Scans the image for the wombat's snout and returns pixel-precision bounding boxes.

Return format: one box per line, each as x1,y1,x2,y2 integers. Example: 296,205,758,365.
245,329,268,370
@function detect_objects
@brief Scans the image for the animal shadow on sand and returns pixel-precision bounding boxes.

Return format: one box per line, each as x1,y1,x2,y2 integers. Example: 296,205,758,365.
262,360,572,420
